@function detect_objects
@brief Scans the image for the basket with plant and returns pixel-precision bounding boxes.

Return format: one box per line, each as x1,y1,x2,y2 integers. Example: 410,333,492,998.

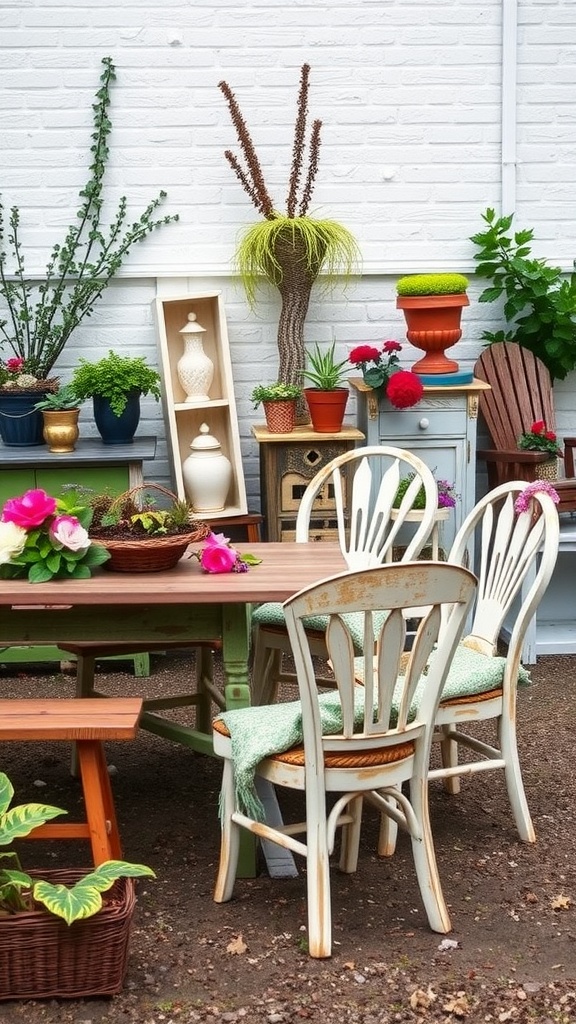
87,482,210,573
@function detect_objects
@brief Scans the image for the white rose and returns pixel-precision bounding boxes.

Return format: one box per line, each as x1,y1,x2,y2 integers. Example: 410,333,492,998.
0,520,28,563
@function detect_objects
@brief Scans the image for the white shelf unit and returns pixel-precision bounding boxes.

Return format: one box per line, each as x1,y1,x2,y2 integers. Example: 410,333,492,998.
153,292,248,520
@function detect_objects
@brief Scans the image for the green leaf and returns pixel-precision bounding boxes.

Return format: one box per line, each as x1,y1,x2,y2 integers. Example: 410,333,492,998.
0,802,66,845
32,880,103,925
0,774,14,818
78,859,156,892
239,553,263,566
28,562,55,584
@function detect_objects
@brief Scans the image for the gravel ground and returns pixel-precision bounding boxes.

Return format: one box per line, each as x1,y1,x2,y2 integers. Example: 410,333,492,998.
0,649,574,1023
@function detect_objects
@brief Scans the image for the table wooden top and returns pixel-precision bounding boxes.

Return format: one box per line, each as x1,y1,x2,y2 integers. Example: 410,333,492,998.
1,542,347,607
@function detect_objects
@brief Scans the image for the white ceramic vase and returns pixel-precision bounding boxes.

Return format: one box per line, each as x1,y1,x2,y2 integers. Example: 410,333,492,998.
182,423,232,513
177,314,214,403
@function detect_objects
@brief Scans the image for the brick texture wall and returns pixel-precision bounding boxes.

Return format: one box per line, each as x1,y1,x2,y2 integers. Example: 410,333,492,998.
0,1,575,506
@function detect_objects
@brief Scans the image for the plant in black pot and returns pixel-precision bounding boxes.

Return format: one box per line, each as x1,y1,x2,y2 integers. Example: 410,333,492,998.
0,769,155,1000
301,342,350,433
71,351,161,445
0,57,177,448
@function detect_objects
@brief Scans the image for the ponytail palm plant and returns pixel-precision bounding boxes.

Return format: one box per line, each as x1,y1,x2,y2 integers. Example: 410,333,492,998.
218,65,360,403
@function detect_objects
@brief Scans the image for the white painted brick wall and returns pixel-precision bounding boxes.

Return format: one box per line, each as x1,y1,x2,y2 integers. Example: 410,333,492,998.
0,1,575,508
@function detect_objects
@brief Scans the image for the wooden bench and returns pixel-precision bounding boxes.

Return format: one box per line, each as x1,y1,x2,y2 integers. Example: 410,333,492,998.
0,698,142,866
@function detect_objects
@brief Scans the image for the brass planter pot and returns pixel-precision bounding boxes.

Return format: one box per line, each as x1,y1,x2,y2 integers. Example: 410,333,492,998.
42,409,80,453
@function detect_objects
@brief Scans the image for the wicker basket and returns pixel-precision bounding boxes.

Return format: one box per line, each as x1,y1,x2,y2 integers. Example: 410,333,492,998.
92,483,210,573
0,871,135,1000
536,458,558,482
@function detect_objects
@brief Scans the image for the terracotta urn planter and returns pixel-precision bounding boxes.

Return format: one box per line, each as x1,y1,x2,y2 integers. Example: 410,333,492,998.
396,293,470,374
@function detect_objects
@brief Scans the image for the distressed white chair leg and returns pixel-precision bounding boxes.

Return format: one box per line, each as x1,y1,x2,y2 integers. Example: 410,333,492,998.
213,759,241,904
501,721,535,843
338,795,363,873
305,828,332,959
377,792,400,857
439,726,461,795
409,776,451,934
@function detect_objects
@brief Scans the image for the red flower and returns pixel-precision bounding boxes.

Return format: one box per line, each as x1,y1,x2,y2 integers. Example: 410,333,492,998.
545,430,557,441
348,344,381,365
5,357,25,372
386,370,424,409
383,340,402,353
531,420,545,434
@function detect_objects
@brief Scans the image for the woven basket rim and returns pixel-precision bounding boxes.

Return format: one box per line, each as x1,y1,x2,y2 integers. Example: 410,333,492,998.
95,526,208,554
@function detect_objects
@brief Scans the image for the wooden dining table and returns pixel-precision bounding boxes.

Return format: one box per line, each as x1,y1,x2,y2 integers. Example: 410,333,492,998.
0,541,346,875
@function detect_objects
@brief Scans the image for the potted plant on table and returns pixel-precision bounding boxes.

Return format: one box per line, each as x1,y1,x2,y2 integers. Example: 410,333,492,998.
0,770,155,999
33,384,83,453
0,57,178,448
71,351,162,445
301,342,350,433
396,273,470,377
219,64,360,422
251,382,303,434
348,340,424,409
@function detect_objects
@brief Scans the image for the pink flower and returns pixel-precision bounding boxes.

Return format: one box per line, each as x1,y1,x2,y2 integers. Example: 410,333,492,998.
385,370,424,409
200,532,239,574
514,481,560,515
5,357,25,372
1,489,57,529
49,515,90,552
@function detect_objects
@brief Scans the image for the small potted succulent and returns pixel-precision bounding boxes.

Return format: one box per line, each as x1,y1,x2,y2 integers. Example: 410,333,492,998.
71,351,161,445
251,382,303,434
396,272,470,376
0,769,155,999
34,383,83,453
301,342,350,433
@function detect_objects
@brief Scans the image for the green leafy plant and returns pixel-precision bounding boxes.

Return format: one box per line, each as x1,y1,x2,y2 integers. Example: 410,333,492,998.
0,771,154,925
393,473,458,510
471,208,576,381
33,384,82,411
396,273,469,297
301,342,349,390
88,482,196,537
251,382,302,407
219,64,360,392
71,351,161,417
0,57,178,383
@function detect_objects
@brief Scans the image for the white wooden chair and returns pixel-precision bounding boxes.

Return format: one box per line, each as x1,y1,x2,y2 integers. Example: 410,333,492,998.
251,445,439,706
376,481,560,857
213,562,476,958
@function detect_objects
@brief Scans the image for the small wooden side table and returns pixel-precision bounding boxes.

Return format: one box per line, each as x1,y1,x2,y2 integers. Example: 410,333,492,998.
252,423,365,541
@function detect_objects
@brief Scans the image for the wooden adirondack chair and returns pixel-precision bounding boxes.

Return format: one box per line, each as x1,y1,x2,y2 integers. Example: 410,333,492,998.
474,342,576,512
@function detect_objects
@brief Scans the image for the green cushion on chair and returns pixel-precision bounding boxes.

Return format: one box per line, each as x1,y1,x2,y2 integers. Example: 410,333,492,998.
353,644,531,712
252,603,389,652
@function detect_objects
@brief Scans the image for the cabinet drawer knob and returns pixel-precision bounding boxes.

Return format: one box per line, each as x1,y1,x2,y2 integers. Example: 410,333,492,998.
418,418,430,430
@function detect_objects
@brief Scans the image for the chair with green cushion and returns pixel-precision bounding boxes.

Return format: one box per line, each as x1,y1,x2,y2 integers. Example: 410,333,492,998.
375,479,560,857
251,445,439,706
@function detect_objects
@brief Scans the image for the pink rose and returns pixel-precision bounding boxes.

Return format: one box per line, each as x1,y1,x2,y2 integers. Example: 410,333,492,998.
200,532,238,574
1,489,57,528
49,515,90,552
5,357,25,372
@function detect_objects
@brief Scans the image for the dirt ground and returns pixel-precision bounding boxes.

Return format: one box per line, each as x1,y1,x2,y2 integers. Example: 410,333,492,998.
0,648,574,1024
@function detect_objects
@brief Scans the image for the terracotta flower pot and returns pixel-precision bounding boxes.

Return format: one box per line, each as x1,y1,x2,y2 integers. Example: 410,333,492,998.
397,293,470,374
304,388,348,433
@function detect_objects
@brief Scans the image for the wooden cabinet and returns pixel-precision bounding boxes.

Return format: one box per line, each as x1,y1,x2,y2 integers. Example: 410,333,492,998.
154,292,247,519
352,378,489,555
252,424,365,541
